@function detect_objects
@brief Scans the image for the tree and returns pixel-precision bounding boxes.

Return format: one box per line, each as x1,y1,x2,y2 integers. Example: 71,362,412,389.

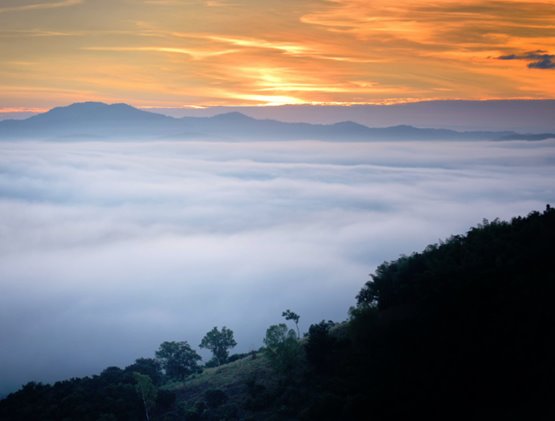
133,372,157,421
282,309,301,338
199,326,237,366
263,323,302,373
125,358,163,385
264,323,293,350
305,320,340,373
155,341,201,380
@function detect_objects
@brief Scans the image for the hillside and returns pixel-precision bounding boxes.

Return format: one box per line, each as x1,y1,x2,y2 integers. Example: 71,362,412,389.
1,206,554,420
165,354,280,420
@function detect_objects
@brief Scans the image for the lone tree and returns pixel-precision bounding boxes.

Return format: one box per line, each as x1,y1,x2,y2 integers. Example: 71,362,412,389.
282,309,300,338
155,341,201,380
199,326,237,366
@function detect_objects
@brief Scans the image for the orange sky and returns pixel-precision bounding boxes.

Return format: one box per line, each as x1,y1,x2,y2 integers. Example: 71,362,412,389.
0,0,554,109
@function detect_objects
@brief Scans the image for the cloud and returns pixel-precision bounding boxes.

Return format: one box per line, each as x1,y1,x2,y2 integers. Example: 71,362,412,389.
0,0,82,14
1,137,554,394
529,58,555,70
83,46,239,60
204,35,315,56
0,29,77,37
143,0,232,6
498,50,555,69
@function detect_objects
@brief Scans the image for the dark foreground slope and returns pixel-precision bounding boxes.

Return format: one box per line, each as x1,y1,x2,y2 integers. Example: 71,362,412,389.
334,206,555,420
1,206,554,420
238,206,555,420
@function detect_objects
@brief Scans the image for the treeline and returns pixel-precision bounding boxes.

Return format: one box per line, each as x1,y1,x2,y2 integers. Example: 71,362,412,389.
267,205,555,419
1,206,554,420
232,205,555,419
0,327,240,421
0,360,170,421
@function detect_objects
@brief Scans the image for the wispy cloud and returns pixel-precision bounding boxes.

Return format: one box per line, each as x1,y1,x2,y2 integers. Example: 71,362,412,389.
143,0,232,6
0,106,47,113
0,29,77,37
83,46,239,60
205,35,315,56
0,0,82,14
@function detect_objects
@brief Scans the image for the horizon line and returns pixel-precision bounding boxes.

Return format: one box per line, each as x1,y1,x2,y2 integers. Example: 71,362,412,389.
3,97,555,116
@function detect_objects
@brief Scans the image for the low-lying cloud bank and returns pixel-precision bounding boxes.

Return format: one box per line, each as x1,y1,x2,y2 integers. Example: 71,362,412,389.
1,138,554,394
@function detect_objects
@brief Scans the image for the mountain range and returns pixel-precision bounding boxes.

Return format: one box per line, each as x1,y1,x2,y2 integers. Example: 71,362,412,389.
0,102,553,142
152,100,555,133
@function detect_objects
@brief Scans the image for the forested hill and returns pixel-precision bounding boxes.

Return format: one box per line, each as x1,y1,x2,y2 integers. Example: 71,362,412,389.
1,206,554,420
346,205,555,419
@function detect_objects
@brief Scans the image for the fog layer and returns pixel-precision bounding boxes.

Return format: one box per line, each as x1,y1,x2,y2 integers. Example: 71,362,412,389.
1,139,554,394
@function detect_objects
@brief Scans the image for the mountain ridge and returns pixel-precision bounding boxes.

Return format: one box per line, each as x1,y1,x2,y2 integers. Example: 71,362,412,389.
0,102,553,142
161,100,555,132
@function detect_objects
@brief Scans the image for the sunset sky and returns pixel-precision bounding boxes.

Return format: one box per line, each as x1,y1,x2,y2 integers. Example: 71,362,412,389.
1,0,554,111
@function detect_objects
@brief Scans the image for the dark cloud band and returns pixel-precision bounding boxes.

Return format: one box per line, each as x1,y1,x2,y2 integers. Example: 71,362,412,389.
498,50,555,69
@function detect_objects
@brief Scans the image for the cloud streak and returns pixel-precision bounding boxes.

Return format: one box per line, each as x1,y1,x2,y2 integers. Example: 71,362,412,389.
0,0,82,14
83,45,239,60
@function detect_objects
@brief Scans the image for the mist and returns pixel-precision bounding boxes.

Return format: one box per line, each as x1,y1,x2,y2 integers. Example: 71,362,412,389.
1,138,554,395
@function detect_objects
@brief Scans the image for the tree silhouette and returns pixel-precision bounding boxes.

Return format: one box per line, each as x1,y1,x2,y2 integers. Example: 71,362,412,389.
199,326,237,366
282,309,300,338
155,341,201,380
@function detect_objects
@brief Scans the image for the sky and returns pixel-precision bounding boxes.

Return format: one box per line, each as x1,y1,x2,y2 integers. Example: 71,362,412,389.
1,137,554,394
0,0,554,113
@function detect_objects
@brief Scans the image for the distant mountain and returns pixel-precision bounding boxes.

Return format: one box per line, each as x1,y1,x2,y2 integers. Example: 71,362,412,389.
0,102,553,142
167,100,555,133
31,102,165,123
0,102,181,139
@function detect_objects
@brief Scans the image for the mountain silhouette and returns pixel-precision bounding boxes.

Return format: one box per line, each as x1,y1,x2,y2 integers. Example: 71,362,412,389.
32,102,169,123
0,102,552,141
175,100,555,132
0,102,179,139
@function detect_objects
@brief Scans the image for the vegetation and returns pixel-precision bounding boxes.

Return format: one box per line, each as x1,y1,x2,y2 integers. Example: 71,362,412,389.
133,372,157,421
0,362,168,421
263,324,303,373
155,341,201,380
282,309,301,338
199,326,237,367
1,206,554,420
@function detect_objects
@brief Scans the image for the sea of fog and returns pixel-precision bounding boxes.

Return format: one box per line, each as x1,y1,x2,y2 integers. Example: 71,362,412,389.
1,138,554,394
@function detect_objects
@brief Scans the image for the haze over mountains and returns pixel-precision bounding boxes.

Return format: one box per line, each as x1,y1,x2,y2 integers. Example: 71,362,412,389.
1,102,553,142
